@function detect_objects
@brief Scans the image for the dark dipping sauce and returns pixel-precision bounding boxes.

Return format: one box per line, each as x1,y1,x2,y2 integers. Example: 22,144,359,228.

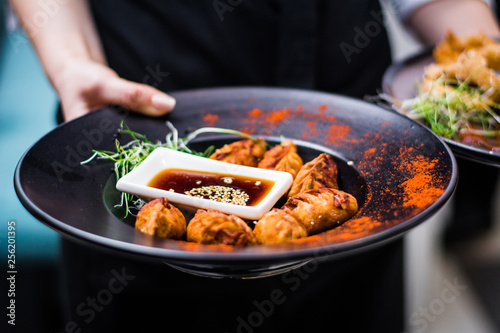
147,168,275,206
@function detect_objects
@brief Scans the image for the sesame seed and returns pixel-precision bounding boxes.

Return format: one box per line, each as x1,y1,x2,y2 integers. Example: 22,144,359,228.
184,185,249,205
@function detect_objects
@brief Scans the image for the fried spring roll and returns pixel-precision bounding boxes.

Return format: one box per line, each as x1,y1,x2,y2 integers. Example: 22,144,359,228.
283,187,358,235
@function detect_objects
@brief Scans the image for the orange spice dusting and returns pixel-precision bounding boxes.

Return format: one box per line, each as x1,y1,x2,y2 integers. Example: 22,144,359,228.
171,104,453,250
239,128,256,135
366,147,376,155
302,111,336,122
241,108,264,135
177,240,237,252
248,108,263,118
328,216,383,242
326,124,350,143
238,104,341,142
202,113,219,126
401,156,444,209
302,121,318,137
265,108,291,124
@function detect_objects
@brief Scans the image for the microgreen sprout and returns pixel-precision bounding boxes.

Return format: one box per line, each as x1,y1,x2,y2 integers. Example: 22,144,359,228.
81,120,255,217
381,77,500,141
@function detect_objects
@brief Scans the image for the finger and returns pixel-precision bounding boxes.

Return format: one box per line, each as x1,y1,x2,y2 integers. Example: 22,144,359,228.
62,99,92,122
101,77,176,116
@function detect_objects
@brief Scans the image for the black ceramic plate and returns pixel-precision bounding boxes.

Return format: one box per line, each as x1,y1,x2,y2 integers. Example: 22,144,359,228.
15,87,457,278
382,48,500,167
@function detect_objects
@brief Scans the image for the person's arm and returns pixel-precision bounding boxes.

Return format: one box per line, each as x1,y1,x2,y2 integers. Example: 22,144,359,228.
407,0,500,45
9,0,176,121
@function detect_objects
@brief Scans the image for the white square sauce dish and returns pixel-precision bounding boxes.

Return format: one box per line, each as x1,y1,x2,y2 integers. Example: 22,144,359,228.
116,148,293,220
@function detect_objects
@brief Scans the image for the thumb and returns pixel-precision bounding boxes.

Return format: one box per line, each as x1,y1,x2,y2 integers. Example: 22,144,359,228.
101,77,176,116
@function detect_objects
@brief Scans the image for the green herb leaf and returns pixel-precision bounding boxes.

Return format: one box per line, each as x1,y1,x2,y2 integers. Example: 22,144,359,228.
381,78,500,141
81,121,254,217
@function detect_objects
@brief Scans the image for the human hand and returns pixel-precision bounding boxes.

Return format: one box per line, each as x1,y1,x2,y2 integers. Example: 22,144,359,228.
54,59,176,121
408,0,500,45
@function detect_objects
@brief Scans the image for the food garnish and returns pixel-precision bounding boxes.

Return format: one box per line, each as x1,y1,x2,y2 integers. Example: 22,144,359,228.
382,31,500,151
82,122,359,245
383,77,500,142
81,121,256,216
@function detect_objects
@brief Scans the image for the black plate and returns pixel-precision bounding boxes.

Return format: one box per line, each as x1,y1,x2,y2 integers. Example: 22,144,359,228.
382,48,500,167
15,87,457,278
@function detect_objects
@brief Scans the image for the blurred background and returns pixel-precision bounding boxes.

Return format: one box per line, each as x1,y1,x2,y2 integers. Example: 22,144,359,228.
0,1,61,330
1,0,499,332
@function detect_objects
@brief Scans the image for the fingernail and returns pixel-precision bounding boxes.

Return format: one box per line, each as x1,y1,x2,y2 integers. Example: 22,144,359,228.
151,94,176,110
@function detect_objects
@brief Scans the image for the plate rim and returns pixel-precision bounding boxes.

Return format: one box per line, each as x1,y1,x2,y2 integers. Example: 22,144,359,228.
382,48,500,167
14,87,459,265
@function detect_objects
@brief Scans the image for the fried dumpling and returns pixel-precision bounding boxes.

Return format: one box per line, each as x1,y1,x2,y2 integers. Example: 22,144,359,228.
135,198,186,239
428,31,500,101
283,187,358,235
257,140,303,179
187,209,257,246
433,30,495,65
209,139,267,167
253,208,307,244
288,153,338,197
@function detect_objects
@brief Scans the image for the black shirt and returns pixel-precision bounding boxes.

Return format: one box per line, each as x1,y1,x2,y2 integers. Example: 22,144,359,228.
89,0,392,98
59,3,402,333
